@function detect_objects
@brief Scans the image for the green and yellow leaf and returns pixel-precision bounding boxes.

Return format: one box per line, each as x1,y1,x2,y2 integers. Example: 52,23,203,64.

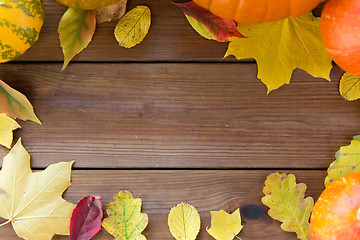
0,79,40,124
207,209,243,240
102,190,148,240
168,202,201,240
339,72,360,101
226,12,332,92
0,113,20,148
58,8,96,71
262,173,313,240
114,6,151,48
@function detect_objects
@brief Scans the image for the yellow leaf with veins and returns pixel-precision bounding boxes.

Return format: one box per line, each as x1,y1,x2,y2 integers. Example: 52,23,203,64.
0,113,20,148
207,209,243,240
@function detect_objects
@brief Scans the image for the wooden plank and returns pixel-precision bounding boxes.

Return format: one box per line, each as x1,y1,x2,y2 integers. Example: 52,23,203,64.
17,0,232,62
0,170,326,239
0,63,356,169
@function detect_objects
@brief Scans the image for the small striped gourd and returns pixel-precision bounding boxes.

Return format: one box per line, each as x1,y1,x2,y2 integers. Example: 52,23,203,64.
0,0,44,63
55,0,120,10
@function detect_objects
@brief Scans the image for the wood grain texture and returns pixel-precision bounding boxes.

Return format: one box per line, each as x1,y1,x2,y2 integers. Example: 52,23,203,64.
0,63,357,169
0,170,326,239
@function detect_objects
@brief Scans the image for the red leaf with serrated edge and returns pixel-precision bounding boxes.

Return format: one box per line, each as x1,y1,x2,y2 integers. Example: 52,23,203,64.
70,195,103,240
173,1,244,41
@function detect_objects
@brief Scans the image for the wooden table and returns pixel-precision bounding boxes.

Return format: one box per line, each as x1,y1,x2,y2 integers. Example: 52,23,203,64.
0,0,359,239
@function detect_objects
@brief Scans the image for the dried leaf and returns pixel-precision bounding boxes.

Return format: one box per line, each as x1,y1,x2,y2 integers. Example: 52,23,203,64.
114,6,151,48
325,135,360,187
173,1,243,42
0,79,41,124
207,209,243,240
59,8,96,71
339,72,360,101
70,195,103,240
102,190,148,240
226,12,332,92
0,138,76,239
262,173,313,240
168,202,201,240
96,0,127,24
0,113,20,148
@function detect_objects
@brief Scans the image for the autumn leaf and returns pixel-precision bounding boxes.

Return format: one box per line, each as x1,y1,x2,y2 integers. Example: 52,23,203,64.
168,202,201,240
70,195,103,240
102,190,148,240
97,0,127,24
324,135,360,187
226,12,332,92
0,113,20,148
59,8,96,71
339,72,360,101
0,79,41,124
207,209,243,240
173,1,243,42
114,6,151,48
262,173,313,240
0,138,76,239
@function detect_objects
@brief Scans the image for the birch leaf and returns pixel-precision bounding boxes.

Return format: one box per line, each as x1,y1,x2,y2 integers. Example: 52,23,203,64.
97,0,127,24
325,135,360,186
0,138,76,239
114,6,151,48
207,209,243,240
102,190,148,240
226,12,332,92
0,113,20,148
339,72,360,101
0,79,41,124
262,173,313,240
59,8,96,71
168,202,201,240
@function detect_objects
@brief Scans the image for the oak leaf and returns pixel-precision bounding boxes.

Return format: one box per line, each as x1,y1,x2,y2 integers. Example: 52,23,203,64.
226,12,332,92
114,6,151,48
207,209,243,240
59,8,96,71
168,202,200,240
0,113,20,148
339,72,360,101
102,190,148,240
325,135,360,186
97,0,127,24
0,138,76,239
262,173,313,240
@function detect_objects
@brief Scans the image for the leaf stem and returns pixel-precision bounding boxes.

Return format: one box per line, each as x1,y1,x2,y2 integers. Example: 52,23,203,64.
0,218,12,227
235,235,242,240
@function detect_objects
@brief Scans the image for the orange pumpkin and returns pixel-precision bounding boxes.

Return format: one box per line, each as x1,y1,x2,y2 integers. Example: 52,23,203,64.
55,0,119,10
321,0,360,76
310,172,360,239
193,0,325,24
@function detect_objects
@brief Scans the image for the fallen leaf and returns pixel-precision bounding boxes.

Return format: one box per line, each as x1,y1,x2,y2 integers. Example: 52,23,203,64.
339,72,360,101
102,190,148,240
0,79,41,124
0,138,76,239
0,113,20,148
207,209,243,240
70,195,103,240
173,1,243,42
226,12,333,92
59,8,96,71
114,5,151,48
97,0,127,24
262,173,313,240
325,135,360,187
168,202,201,240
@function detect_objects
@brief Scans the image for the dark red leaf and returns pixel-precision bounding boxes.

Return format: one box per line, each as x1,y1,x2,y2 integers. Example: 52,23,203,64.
70,195,103,240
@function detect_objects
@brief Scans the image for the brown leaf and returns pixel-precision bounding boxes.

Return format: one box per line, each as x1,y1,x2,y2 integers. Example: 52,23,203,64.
96,0,127,24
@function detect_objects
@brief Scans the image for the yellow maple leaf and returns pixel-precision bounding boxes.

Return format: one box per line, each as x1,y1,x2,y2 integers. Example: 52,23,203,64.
339,72,360,101
0,138,75,239
102,190,148,240
168,202,201,240
225,12,332,92
0,113,20,148
207,209,243,240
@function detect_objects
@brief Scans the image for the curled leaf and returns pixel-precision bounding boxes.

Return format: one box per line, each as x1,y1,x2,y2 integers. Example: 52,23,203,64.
339,72,360,101
96,0,127,24
207,209,243,240
0,113,20,148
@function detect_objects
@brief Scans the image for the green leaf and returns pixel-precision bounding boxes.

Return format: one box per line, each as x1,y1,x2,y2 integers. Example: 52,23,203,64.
339,72,360,101
325,136,360,186
262,173,313,240
102,190,148,240
114,6,151,48
58,8,96,71
0,79,41,124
